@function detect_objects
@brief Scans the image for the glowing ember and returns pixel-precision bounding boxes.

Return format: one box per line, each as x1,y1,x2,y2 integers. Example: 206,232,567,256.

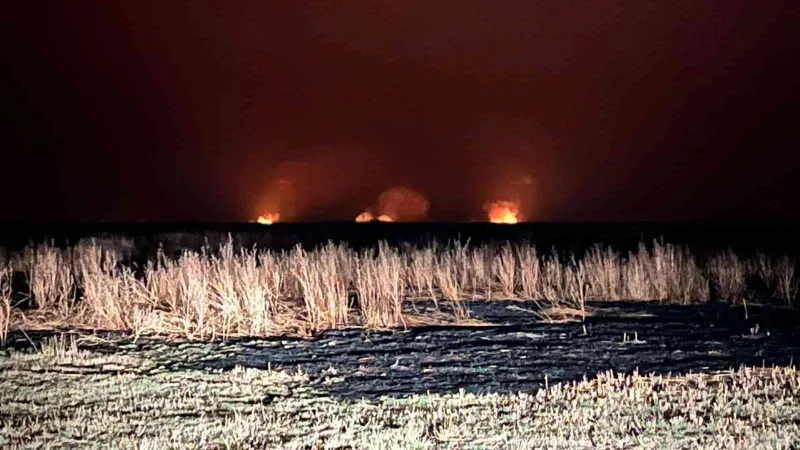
485,201,520,224
355,211,375,222
377,214,393,222
256,212,280,224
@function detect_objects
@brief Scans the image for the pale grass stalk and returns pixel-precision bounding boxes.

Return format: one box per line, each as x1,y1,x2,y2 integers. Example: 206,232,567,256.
647,242,672,301
85,235,135,261
290,247,322,328
79,257,152,332
644,242,708,303
317,243,351,327
9,251,26,273
145,241,274,337
406,247,437,304
539,251,566,306
773,256,798,306
435,253,460,302
624,248,652,300
258,251,286,306
582,245,622,300
73,238,119,287
668,245,709,303
8,238,795,337
234,248,270,336
176,251,212,338
24,243,75,313
40,333,79,358
468,247,491,300
290,244,350,330
515,245,540,300
492,243,516,299
755,252,775,294
434,251,468,319
207,241,239,335
145,252,181,313
565,257,589,321
450,240,473,299
74,236,134,268
336,243,356,288
0,265,12,345
354,251,379,326
707,249,749,303
376,243,406,327
354,244,405,328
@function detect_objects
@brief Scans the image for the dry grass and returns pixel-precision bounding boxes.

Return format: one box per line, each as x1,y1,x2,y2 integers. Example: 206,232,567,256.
2,342,799,449
756,253,799,306
0,237,797,338
290,243,351,330
708,249,750,303
623,242,709,302
405,246,437,303
774,256,799,306
22,243,75,313
355,244,406,328
515,244,540,300
0,265,11,346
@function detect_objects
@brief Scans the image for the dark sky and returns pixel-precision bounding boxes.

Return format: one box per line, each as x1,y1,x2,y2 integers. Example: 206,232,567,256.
2,0,799,222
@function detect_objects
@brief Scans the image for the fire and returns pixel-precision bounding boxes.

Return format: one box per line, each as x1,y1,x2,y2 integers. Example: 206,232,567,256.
355,211,375,222
256,212,280,224
355,186,429,223
485,201,520,224
355,211,394,222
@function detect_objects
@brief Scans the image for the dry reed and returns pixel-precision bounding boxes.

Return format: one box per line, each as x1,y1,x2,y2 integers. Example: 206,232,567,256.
0,265,11,345
1,237,797,339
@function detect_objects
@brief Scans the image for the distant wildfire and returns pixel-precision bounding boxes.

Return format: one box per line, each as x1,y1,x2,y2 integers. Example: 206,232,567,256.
250,145,536,224
355,186,429,222
255,185,527,224
484,200,520,224
354,211,394,222
256,212,280,224
355,211,374,223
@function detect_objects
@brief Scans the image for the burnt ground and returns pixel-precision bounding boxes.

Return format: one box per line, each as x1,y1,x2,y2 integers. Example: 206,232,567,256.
6,301,800,401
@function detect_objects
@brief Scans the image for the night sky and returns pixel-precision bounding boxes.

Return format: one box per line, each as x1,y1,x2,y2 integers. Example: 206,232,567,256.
2,1,799,222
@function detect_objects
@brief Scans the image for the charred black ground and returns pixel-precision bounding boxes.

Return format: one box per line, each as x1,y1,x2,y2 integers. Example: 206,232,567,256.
6,301,800,400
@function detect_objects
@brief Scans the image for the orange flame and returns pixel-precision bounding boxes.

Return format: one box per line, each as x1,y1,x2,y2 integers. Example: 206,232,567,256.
355,211,375,222
485,201,520,224
355,211,394,222
256,212,280,224
355,186,428,222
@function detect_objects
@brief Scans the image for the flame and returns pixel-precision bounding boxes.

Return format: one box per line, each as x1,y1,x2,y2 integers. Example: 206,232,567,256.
355,186,428,222
355,211,375,222
256,212,280,224
355,211,393,222
485,201,520,224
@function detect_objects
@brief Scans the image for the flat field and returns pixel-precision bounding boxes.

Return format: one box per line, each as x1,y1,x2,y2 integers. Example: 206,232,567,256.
1,226,800,448
2,301,800,449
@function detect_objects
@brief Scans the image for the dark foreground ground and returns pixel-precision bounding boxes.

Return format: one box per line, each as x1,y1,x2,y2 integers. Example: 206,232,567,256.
3,301,800,448
7,301,800,400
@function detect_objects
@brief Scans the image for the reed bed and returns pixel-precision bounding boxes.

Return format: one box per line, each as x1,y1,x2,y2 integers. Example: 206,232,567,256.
0,237,797,338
